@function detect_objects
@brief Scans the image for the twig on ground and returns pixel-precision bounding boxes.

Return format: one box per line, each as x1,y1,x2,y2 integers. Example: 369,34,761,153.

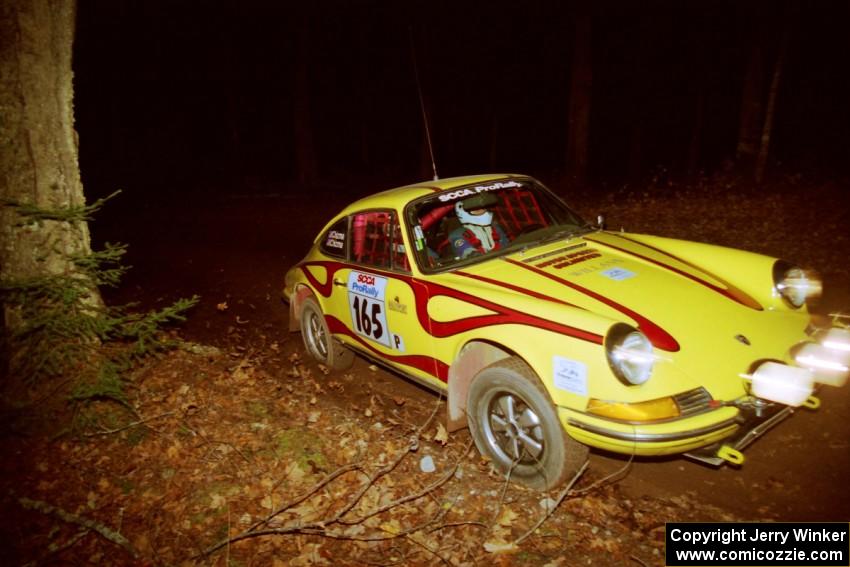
512,460,589,546
18,497,138,558
84,410,174,437
22,528,89,567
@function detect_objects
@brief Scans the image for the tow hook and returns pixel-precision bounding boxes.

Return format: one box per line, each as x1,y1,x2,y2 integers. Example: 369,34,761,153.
803,395,821,409
716,445,745,465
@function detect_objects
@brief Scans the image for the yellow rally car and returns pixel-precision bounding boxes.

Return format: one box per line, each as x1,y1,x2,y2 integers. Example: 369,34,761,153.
283,174,849,490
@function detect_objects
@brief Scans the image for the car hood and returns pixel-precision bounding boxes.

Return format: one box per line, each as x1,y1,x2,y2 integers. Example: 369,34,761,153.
433,231,810,398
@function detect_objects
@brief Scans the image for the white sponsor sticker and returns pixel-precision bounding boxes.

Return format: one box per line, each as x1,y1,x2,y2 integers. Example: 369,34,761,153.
348,272,391,347
601,267,636,281
553,356,588,395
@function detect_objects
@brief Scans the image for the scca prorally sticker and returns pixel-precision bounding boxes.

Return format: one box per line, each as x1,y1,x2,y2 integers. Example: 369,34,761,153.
553,356,588,396
601,267,636,281
437,180,521,202
348,271,391,347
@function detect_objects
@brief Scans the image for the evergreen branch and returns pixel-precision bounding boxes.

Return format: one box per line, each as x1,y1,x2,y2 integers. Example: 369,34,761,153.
0,190,121,225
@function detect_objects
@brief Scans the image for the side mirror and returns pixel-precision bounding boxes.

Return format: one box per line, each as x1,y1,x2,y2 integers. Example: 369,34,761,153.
596,214,606,230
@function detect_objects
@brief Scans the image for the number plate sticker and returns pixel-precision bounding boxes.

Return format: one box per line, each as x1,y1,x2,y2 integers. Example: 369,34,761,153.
348,271,391,347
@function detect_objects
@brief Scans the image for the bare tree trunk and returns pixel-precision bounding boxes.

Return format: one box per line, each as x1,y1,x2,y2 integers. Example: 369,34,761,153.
755,29,789,185
566,8,592,187
736,40,765,163
0,0,101,330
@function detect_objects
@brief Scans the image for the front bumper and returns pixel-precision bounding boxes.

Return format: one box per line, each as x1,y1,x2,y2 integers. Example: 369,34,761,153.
560,405,741,457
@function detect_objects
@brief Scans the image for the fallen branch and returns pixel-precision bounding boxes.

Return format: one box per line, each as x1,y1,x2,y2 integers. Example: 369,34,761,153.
198,397,450,560
18,497,138,558
83,410,174,437
22,528,89,567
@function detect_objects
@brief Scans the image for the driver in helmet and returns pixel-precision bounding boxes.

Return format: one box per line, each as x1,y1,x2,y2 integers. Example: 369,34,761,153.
450,192,509,259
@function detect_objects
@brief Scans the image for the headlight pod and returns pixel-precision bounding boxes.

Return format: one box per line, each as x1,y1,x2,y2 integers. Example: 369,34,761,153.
605,324,654,385
773,261,822,308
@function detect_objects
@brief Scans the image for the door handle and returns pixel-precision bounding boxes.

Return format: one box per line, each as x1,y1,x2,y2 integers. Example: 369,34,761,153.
333,278,347,287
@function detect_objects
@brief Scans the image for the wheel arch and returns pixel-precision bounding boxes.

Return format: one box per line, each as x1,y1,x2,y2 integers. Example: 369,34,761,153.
446,340,539,432
290,284,318,332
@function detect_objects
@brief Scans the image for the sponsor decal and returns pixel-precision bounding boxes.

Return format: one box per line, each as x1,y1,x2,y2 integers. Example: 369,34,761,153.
535,248,601,270
553,356,588,395
437,180,521,202
388,296,408,314
413,225,426,251
567,257,619,277
601,267,636,281
325,230,345,249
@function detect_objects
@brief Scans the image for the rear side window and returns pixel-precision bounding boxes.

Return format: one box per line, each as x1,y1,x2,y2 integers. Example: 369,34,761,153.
351,210,410,272
320,218,348,258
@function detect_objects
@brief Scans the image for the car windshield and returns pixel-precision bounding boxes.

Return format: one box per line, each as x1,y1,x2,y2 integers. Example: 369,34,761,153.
406,177,589,271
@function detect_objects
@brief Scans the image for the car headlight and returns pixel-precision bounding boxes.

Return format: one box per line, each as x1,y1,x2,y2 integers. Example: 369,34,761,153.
605,324,654,385
773,261,821,308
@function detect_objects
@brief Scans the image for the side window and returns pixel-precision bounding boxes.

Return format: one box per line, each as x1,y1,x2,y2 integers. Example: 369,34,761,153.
351,211,410,272
320,218,348,258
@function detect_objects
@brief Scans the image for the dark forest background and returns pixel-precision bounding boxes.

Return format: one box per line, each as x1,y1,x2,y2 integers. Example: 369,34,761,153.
73,0,850,201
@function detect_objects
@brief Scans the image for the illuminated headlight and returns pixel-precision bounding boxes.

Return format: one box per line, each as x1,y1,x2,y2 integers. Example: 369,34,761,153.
821,328,850,352
605,324,654,385
793,329,850,387
773,262,822,308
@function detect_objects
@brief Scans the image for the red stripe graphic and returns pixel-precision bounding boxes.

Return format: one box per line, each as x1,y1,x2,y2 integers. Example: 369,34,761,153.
326,316,450,381
584,234,763,311
504,257,680,352
297,261,605,378
454,270,584,310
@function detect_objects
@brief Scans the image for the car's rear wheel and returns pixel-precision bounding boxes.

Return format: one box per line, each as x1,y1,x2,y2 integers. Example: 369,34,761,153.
300,297,354,370
467,357,588,490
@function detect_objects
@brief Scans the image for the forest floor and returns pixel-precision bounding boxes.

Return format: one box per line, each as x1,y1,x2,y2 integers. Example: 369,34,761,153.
1,174,848,566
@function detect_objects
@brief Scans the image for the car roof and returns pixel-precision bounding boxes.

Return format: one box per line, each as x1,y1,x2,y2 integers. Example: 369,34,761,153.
337,173,524,216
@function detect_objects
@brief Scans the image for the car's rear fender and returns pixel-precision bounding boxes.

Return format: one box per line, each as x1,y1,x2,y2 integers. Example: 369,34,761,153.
289,283,316,332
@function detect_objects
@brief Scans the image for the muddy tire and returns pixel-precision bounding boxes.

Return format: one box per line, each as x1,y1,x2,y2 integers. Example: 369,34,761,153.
467,357,588,490
300,297,354,370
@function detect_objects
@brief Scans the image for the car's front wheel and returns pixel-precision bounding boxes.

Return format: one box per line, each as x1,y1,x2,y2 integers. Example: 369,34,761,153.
467,357,588,490
299,297,354,370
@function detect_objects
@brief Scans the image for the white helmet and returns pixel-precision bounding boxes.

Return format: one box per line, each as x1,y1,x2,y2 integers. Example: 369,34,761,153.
455,193,496,226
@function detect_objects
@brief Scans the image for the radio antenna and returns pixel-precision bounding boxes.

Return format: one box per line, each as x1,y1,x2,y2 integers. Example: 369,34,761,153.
409,28,438,181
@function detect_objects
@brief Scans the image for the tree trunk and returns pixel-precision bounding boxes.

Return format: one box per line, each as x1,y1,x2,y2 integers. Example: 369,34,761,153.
0,0,101,330
736,40,765,163
566,8,592,187
755,28,789,185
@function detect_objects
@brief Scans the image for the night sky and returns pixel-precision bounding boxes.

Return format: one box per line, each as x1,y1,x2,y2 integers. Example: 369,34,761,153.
73,1,850,201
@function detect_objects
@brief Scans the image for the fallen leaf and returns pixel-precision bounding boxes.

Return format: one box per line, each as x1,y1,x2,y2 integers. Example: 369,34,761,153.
216,302,229,312
496,506,518,527
209,493,226,509
483,540,519,554
434,423,449,446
